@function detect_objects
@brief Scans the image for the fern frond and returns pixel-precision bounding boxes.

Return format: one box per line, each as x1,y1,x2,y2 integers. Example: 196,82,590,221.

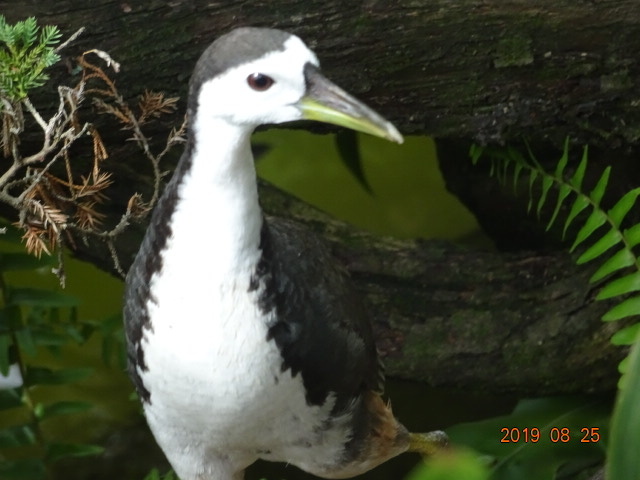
471,139,640,357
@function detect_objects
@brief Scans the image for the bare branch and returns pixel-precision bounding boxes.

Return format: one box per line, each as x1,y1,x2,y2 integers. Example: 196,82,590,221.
107,238,125,278
55,26,85,53
21,97,48,132
0,44,182,276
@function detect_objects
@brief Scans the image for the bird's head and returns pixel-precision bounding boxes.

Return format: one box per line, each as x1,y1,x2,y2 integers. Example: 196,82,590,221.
189,27,403,143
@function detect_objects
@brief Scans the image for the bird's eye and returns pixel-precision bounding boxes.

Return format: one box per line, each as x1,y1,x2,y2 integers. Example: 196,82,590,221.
247,73,275,91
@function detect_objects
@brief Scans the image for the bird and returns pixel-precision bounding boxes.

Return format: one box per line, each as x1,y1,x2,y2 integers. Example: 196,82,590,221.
123,27,447,480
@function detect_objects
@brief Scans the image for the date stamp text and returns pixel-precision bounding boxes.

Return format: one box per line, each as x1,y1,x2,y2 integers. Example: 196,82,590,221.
500,427,601,443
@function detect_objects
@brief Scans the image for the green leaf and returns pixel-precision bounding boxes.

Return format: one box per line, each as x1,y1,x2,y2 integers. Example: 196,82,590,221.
618,356,629,374
0,388,22,410
39,25,61,47
625,223,640,248
590,248,636,283
524,140,541,168
590,166,611,206
143,470,161,480
143,469,178,480
536,176,554,218
0,305,24,333
563,195,590,238
577,228,622,265
14,327,37,357
569,147,588,190
36,401,92,420
17,18,38,47
46,442,104,462
25,366,92,385
527,169,539,213
602,295,640,322
607,336,640,479
0,424,37,448
405,449,490,480
512,161,524,192
0,459,46,480
31,329,69,347
553,139,569,179
597,272,640,300
500,152,516,185
63,324,91,344
469,144,484,165
546,184,572,231
488,159,496,177
7,288,79,307
608,188,640,227
98,313,125,367
571,209,607,251
610,324,640,346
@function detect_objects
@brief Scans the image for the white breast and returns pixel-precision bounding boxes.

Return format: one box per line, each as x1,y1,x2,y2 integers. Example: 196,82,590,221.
135,119,352,479
139,227,351,477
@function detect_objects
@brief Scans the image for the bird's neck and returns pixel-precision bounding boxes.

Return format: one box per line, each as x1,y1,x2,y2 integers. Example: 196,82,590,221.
170,117,262,280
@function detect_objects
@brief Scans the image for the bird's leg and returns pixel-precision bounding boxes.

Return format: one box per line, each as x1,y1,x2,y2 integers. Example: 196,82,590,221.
408,430,450,457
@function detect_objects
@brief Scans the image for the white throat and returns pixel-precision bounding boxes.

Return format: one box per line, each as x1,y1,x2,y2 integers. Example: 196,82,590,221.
172,115,263,280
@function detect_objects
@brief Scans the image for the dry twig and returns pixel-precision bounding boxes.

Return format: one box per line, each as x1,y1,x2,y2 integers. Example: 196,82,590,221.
0,33,185,282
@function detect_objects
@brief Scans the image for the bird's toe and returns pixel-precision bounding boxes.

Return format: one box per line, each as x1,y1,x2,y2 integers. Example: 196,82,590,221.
408,430,449,457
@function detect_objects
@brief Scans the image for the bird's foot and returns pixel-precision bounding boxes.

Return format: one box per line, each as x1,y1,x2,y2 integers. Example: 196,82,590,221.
408,430,449,457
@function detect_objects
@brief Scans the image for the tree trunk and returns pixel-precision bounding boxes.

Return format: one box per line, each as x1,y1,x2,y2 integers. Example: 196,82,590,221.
0,1,634,394
3,0,640,149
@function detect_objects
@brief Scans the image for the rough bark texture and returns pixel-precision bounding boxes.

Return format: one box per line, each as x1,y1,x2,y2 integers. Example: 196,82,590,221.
2,0,639,149
0,1,635,395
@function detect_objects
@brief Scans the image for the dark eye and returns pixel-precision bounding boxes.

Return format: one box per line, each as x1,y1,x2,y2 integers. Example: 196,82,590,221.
247,73,275,91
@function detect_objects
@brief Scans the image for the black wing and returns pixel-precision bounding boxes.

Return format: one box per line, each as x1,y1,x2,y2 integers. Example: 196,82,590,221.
253,216,382,412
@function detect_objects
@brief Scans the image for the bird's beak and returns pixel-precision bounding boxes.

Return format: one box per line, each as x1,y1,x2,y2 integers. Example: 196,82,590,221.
298,63,404,144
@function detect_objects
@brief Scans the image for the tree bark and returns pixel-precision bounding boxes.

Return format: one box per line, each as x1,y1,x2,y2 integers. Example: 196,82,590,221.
2,0,639,149
0,1,633,395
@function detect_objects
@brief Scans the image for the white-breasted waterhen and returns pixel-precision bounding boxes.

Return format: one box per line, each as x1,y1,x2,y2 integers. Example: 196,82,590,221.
124,27,447,480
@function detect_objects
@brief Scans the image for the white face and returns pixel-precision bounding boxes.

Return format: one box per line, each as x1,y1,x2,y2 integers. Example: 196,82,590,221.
196,35,320,128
